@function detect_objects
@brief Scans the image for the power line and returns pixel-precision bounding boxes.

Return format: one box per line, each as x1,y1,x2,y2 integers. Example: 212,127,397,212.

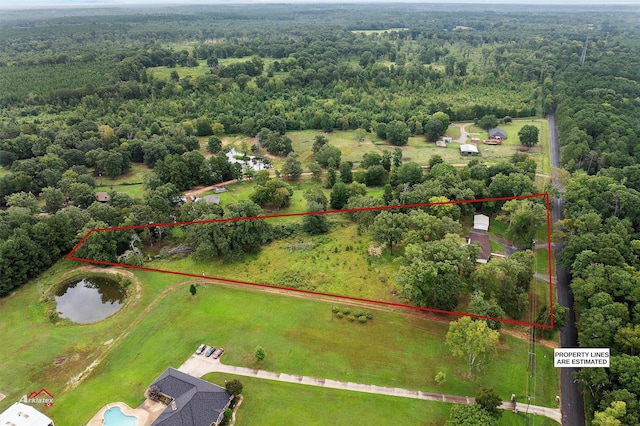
580,36,589,66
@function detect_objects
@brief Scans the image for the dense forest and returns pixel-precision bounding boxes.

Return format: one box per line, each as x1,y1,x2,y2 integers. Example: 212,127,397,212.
1,3,640,424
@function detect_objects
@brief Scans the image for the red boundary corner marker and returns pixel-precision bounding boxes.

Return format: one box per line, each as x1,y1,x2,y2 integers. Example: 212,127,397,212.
67,193,554,328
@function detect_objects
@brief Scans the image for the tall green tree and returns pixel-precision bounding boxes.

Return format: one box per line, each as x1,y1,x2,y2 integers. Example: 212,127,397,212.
339,162,353,184
386,120,410,146
446,316,499,379
207,136,222,153
316,144,342,168
329,181,349,210
497,199,547,245
302,201,328,234
281,152,303,181
518,124,540,147
398,234,476,310
475,387,503,418
370,211,407,255
478,115,499,130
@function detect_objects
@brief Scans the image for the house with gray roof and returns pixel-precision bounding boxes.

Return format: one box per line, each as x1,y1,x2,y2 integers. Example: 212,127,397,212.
468,230,491,264
149,367,232,426
488,128,507,140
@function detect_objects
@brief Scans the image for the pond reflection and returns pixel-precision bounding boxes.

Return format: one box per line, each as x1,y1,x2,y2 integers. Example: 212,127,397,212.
55,277,126,324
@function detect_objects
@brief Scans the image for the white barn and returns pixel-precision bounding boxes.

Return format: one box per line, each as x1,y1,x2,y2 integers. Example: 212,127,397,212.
460,144,479,155
474,214,490,231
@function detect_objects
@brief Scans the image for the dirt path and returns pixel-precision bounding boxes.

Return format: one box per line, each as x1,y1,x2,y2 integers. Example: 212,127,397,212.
183,179,238,200
453,123,471,143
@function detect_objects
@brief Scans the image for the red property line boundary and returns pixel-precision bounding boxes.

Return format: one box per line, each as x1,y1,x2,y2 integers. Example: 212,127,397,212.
67,193,554,328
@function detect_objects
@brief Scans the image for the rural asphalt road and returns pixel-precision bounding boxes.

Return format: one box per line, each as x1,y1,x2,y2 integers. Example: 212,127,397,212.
549,110,586,426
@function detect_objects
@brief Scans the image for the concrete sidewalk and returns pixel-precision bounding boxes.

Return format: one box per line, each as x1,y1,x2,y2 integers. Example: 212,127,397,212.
178,355,561,423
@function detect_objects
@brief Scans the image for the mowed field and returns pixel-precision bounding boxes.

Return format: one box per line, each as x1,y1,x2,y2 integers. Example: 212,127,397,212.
0,261,558,425
204,373,558,426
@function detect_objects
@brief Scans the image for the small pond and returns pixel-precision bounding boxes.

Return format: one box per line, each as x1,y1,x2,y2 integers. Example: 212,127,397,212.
55,276,127,324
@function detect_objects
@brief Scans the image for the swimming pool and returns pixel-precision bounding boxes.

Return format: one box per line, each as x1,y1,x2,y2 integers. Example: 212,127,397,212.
103,406,138,426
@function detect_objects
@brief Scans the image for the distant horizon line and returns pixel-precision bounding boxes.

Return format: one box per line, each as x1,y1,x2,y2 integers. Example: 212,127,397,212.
2,0,640,11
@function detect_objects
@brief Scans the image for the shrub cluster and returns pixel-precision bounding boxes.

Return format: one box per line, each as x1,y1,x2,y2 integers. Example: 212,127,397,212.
333,306,374,324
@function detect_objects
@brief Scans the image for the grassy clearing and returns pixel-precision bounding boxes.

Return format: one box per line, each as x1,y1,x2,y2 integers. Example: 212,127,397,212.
203,179,384,218
466,119,550,173
0,166,9,177
98,163,150,185
488,220,511,242
152,220,401,302
490,239,505,254
149,57,277,82
205,373,558,426
446,124,461,140
148,61,211,81
95,183,145,198
1,260,558,425
285,121,547,171
535,248,555,276
91,163,151,199
205,372,451,425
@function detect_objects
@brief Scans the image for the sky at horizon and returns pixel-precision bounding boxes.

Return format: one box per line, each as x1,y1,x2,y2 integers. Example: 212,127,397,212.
2,0,640,10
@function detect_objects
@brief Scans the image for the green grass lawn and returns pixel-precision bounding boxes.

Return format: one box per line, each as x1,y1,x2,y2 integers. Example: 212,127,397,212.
91,163,150,199
205,373,451,425
0,166,9,177
490,239,505,254
98,163,150,185
0,259,558,425
205,373,558,426
535,248,555,276
148,60,212,81
48,280,557,424
488,220,510,242
95,183,145,198
446,124,461,140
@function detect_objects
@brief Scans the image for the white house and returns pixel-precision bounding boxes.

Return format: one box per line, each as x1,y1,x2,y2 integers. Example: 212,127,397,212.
0,402,54,426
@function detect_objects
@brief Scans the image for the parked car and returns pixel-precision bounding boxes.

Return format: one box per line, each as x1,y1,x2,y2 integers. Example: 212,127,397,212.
195,344,206,355
212,348,225,359
205,346,216,357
